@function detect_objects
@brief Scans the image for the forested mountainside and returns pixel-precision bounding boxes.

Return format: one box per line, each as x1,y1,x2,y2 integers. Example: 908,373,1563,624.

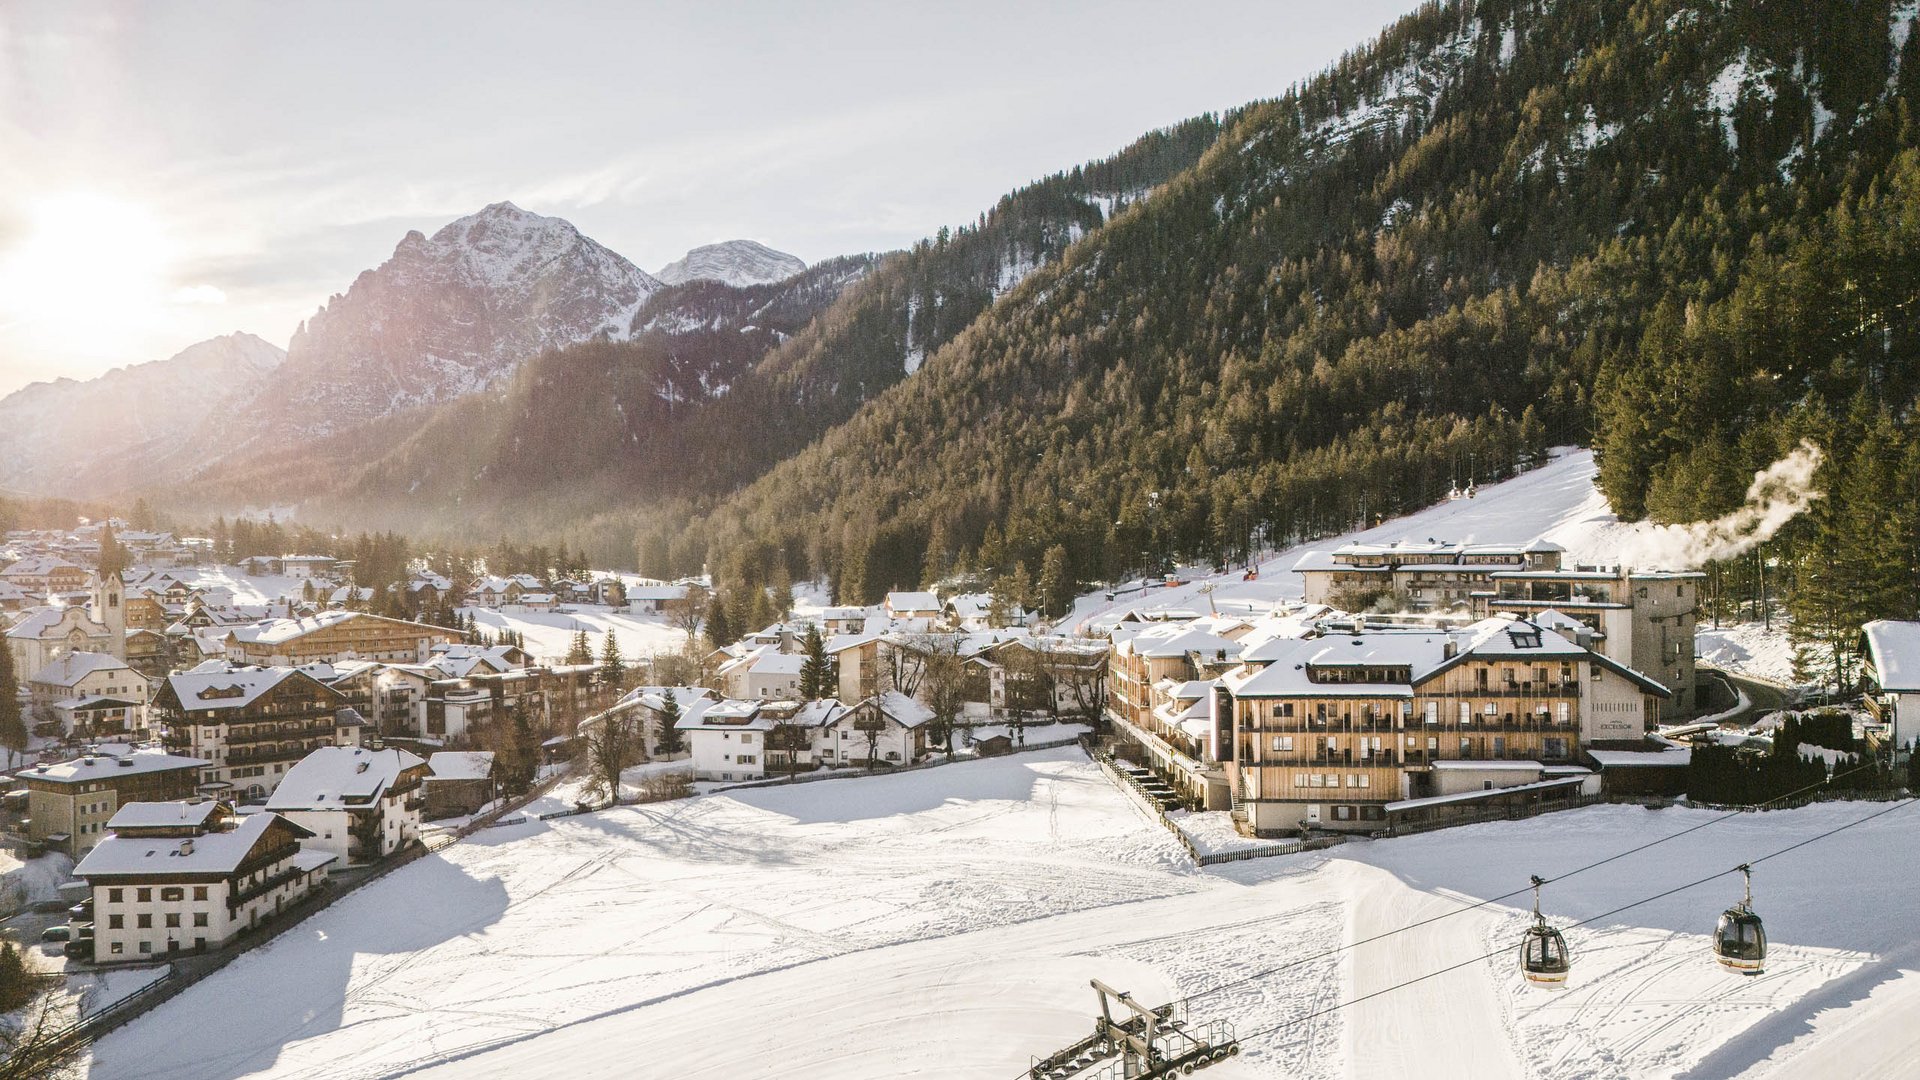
187,115,1226,546
646,0,1920,633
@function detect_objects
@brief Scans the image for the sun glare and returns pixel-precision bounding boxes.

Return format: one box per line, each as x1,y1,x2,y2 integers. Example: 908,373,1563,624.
0,192,178,360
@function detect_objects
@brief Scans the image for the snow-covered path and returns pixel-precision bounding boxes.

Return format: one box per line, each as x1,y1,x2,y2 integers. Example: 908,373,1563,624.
84,751,1920,1079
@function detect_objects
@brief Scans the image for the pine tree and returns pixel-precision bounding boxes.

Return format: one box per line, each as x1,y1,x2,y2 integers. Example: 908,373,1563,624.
599,631,626,692
565,628,593,665
0,644,23,769
798,625,831,700
1037,544,1073,620
705,591,733,647
0,941,31,1011
656,688,684,757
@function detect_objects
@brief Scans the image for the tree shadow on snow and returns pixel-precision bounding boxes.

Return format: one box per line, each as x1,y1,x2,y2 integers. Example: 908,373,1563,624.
719,753,1050,826
86,853,511,1080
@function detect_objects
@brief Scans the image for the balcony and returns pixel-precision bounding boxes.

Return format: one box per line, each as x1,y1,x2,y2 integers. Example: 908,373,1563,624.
224,720,336,746
226,745,319,767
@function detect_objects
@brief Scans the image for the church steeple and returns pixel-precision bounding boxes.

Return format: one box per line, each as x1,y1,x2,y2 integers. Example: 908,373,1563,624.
93,525,128,660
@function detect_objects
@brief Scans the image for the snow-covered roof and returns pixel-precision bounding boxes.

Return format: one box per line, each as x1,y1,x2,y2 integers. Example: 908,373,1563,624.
165,666,323,711
676,698,772,731
427,751,495,782
107,800,222,831
265,747,426,811
75,812,318,878
751,653,805,675
1384,775,1587,813
28,651,133,687
1585,748,1692,767
864,691,934,729
885,591,940,613
1863,620,1920,692
23,747,207,785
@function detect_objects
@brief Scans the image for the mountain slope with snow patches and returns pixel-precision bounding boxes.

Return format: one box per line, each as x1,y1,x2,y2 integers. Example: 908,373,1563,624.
655,239,806,288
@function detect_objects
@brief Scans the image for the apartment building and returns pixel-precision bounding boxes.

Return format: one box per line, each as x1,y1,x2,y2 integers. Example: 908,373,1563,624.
265,746,428,864
1292,539,1565,610
73,801,335,959
1480,566,1704,715
20,746,209,859
223,609,462,667
1220,617,1670,835
154,667,349,799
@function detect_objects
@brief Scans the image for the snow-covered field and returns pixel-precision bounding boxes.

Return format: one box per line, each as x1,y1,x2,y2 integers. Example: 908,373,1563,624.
466,605,692,664
83,746,1920,1080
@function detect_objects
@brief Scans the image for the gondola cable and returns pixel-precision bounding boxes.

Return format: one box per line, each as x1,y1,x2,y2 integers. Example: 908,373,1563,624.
1225,794,1917,1048
1176,754,1898,1009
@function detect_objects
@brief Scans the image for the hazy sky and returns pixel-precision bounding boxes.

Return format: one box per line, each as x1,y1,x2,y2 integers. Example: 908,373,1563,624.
0,0,1421,395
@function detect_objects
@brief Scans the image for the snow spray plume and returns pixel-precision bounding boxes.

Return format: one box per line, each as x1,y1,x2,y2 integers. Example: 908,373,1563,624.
1615,441,1823,570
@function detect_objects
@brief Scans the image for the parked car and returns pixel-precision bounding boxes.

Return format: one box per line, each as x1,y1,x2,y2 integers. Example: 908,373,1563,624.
62,939,92,961
38,925,70,943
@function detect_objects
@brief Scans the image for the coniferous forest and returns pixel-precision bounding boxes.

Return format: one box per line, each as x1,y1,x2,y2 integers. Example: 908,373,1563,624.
160,0,1920,679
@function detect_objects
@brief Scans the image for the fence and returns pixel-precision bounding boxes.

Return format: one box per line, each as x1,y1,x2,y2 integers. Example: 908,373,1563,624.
13,766,571,1070
704,735,1088,795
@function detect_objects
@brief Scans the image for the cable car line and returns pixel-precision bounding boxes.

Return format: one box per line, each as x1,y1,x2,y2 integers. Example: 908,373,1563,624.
1224,794,1918,1049
1176,757,1899,1008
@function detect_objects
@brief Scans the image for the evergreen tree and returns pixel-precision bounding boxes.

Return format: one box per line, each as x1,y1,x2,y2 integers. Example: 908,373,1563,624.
1037,544,1073,620
656,688,684,757
705,591,733,647
565,628,593,665
0,941,31,1011
798,625,831,701
0,644,23,769
599,631,626,692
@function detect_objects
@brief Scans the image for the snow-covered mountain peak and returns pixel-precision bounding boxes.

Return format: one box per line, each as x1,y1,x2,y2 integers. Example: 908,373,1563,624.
655,239,806,288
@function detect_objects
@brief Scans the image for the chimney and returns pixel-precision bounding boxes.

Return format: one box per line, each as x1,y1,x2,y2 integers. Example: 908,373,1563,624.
1442,637,1458,660
179,838,194,856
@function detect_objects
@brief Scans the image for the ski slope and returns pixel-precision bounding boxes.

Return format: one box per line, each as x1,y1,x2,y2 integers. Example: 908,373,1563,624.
1069,447,1638,631
84,747,1920,1080
466,604,692,663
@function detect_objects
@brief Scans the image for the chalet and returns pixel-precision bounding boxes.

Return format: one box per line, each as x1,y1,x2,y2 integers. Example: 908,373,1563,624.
676,698,769,781
716,646,804,700
1862,620,1920,757
74,802,334,959
423,751,497,818
626,584,688,615
884,591,941,624
0,555,91,594
0,580,30,614
831,692,932,768
20,746,209,859
154,667,348,799
265,746,428,865
27,651,149,739
223,609,461,666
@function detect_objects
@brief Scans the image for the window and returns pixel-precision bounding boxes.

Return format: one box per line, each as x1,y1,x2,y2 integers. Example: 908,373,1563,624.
741,733,754,744
1425,702,1438,725
1333,805,1353,820
1271,735,1293,752
194,887,208,901
110,942,123,955
139,941,152,954
193,913,208,927
161,887,184,902
108,915,123,930
165,913,180,929
1294,774,1308,788
137,888,151,903
137,914,152,929
1459,702,1470,724
1557,703,1570,726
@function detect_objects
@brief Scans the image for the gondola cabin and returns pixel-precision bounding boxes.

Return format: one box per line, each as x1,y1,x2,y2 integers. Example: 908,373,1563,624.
1714,864,1767,975
1520,924,1570,986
